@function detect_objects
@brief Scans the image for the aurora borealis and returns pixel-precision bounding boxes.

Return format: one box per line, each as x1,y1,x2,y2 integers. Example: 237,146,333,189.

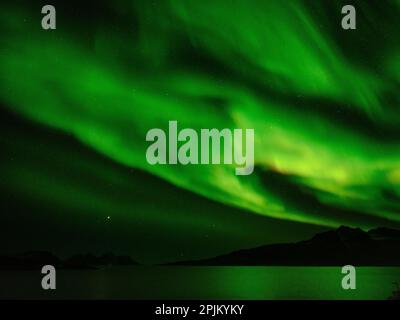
0,0,400,264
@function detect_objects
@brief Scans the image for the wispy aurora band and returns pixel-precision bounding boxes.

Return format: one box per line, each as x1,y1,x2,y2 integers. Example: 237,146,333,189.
0,0,399,228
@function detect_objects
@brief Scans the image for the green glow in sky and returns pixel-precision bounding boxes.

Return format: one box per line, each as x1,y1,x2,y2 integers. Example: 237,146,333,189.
0,0,399,247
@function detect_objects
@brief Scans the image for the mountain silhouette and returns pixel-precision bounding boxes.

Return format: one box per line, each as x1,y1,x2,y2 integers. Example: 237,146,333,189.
170,226,400,266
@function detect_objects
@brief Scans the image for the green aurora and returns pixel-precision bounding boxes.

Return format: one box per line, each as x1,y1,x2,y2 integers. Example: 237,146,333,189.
0,0,399,263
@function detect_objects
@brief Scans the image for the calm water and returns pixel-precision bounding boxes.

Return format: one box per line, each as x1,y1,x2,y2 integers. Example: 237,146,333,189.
1,267,399,299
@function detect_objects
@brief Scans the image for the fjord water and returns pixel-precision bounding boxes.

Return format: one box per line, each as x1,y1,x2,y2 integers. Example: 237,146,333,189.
1,267,399,299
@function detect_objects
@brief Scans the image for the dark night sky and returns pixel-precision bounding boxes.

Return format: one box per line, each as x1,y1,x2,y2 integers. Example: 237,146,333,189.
0,0,399,264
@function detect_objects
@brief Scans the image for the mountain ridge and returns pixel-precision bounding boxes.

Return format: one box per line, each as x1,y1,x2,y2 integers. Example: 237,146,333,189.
169,226,400,266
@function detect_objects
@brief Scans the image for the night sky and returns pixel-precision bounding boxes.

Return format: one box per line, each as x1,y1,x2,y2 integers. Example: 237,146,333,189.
0,0,399,264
